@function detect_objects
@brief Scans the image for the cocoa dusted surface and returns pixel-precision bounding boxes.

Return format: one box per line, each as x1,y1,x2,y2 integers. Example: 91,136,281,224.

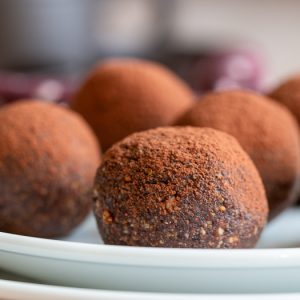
270,75,300,124
71,58,194,151
176,90,300,219
0,100,101,238
270,76,300,206
93,127,268,248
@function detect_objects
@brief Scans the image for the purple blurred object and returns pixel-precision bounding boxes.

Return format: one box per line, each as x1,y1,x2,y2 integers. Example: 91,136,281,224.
162,48,265,95
0,48,265,106
0,71,78,106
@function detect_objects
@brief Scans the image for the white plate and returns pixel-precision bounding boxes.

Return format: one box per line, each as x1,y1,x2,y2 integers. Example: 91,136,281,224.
1,208,300,294
2,278,300,300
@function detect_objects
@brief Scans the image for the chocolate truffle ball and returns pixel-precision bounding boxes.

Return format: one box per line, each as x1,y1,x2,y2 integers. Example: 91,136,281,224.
0,100,100,237
269,75,300,124
176,90,300,219
93,127,268,248
71,58,194,151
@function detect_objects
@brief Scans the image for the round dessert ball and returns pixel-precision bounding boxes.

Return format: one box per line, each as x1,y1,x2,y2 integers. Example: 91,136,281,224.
93,127,268,248
71,58,194,151
176,90,300,219
0,100,101,237
269,75,300,124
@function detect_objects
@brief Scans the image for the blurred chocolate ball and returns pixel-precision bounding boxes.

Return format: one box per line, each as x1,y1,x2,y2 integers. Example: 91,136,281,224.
269,75,300,124
0,100,100,237
176,90,300,219
71,58,194,151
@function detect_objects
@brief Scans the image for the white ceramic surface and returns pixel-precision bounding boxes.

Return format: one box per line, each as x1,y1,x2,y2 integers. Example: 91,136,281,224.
1,208,300,294
2,278,300,300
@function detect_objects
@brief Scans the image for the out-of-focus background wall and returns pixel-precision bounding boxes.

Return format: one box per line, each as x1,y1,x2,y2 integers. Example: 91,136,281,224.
94,0,300,86
0,0,299,101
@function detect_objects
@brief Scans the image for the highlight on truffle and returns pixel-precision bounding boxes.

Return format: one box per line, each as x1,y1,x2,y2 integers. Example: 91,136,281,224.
176,90,300,219
71,58,194,151
93,127,268,248
0,100,101,237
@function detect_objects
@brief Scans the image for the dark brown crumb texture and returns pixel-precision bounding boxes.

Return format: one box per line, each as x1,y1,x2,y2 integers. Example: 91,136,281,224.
93,126,268,248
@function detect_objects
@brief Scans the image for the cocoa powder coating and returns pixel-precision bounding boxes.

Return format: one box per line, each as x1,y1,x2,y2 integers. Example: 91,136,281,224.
0,100,101,237
93,127,268,248
176,90,300,219
270,75,300,124
71,58,194,151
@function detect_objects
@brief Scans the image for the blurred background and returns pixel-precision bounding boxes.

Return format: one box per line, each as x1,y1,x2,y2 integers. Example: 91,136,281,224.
0,0,299,104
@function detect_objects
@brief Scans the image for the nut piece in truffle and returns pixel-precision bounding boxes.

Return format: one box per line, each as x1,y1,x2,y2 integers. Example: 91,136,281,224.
93,127,268,248
176,90,300,219
71,58,194,151
0,100,101,237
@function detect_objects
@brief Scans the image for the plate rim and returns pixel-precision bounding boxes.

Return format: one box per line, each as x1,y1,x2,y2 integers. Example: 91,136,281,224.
1,231,300,268
2,278,300,300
